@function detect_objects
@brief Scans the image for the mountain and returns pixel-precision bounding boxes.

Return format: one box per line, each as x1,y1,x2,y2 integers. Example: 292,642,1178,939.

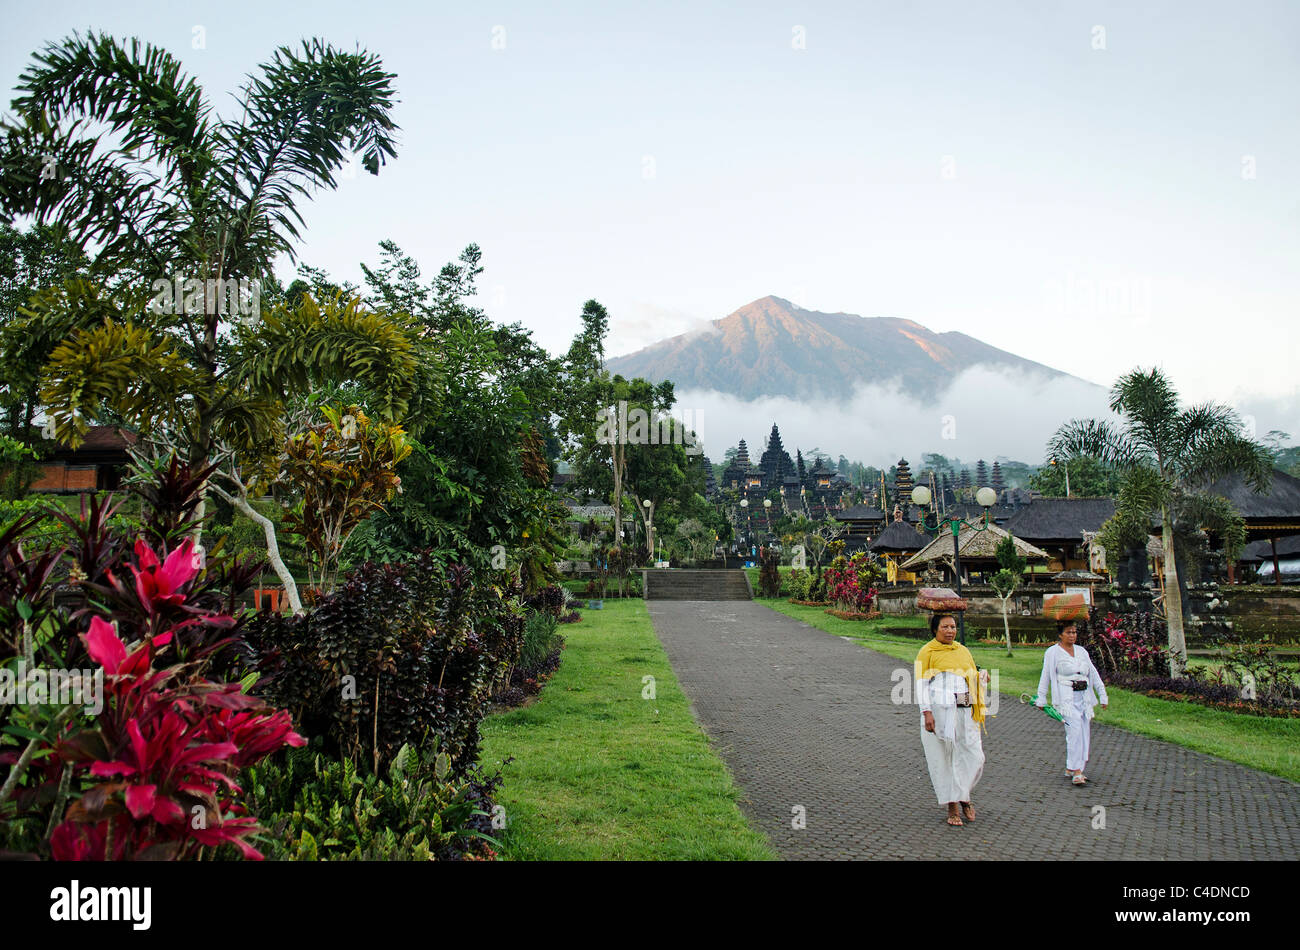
606,295,1076,401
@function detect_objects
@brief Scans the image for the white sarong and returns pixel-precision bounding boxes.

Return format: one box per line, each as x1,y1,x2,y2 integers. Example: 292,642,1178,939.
920,703,984,805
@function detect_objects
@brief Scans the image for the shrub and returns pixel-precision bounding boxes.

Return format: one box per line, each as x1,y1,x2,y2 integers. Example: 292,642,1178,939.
787,568,812,601
237,740,500,861
823,552,881,613
241,555,524,779
1077,611,1171,676
519,610,562,672
758,546,782,598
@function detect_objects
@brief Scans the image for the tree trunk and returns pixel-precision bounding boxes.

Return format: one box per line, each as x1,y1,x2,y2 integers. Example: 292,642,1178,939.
217,486,303,615
1161,507,1187,677
1000,595,1013,657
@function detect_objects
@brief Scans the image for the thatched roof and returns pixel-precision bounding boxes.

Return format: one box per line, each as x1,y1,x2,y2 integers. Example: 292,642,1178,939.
901,522,1049,570
1001,497,1116,543
1240,535,1300,562
1203,469,1300,521
869,519,929,553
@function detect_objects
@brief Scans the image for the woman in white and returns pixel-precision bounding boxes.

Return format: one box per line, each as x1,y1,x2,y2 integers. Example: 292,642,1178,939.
1036,620,1108,785
915,613,986,826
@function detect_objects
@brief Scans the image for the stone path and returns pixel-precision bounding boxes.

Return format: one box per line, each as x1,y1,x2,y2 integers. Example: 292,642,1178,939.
647,600,1300,860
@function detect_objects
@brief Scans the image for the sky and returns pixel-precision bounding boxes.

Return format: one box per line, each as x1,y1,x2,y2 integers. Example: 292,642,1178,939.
3,0,1298,464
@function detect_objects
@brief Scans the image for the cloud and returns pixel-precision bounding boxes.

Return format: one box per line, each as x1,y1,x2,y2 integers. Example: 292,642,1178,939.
607,302,717,357
671,364,1116,466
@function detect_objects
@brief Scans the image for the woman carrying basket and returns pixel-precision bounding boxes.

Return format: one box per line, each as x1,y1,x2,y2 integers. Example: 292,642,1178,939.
1036,619,1108,785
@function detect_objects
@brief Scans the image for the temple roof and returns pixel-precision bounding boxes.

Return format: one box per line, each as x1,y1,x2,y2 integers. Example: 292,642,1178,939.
869,519,929,552
1001,497,1116,542
1203,469,1300,521
837,504,885,522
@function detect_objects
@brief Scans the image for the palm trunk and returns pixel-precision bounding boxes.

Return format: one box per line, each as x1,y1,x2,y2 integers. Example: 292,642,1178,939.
1160,507,1187,677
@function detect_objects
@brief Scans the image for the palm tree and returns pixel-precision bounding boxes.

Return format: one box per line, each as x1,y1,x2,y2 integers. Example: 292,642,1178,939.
0,33,414,611
1048,368,1272,675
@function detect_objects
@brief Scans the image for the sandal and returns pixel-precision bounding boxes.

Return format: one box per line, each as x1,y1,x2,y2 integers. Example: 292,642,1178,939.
960,802,975,822
946,814,964,826
1072,774,1087,786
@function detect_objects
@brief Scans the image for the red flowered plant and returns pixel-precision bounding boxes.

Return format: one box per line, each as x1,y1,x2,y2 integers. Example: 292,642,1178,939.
823,553,882,614
48,613,304,860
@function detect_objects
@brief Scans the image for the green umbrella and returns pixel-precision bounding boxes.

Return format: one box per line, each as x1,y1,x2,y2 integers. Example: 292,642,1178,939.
1020,693,1064,722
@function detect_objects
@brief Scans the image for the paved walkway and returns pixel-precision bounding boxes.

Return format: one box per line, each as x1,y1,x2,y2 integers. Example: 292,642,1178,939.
647,601,1300,860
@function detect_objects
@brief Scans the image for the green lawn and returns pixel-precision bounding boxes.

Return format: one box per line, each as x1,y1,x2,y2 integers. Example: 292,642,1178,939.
763,601,1300,784
478,599,777,860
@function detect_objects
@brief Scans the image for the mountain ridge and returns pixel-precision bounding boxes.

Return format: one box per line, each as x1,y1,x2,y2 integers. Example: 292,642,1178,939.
606,295,1078,401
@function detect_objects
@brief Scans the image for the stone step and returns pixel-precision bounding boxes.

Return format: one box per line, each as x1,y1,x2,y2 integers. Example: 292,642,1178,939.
642,569,753,601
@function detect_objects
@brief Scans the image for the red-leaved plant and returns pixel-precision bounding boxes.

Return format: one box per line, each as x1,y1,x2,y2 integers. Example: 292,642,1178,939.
50,615,304,860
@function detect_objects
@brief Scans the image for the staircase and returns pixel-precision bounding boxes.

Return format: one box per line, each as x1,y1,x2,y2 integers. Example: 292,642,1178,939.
642,569,753,601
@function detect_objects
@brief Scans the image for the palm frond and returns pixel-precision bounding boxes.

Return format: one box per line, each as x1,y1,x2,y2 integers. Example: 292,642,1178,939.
232,293,417,421
39,319,203,445
1046,418,1137,467
214,39,399,273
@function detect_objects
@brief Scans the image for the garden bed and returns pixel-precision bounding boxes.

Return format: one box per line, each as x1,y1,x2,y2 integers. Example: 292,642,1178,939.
789,599,829,607
825,608,882,621
1107,671,1300,719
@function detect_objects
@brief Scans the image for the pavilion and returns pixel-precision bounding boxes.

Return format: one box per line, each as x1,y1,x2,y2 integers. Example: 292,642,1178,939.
901,521,1049,584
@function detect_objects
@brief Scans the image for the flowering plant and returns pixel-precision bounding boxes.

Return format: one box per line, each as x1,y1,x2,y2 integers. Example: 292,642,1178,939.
823,553,882,613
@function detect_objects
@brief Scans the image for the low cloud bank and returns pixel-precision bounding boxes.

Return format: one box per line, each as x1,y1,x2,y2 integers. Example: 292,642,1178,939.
674,365,1117,466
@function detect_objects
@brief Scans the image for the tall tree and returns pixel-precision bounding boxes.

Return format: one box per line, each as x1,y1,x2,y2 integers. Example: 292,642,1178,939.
1048,367,1272,675
0,223,89,440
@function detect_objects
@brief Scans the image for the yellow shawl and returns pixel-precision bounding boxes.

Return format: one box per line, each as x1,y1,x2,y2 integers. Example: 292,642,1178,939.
915,638,988,727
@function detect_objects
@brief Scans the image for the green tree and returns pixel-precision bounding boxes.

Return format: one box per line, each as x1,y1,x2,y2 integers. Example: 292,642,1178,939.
0,35,414,608
0,223,89,441
1027,455,1123,497
1048,367,1272,675
989,534,1027,657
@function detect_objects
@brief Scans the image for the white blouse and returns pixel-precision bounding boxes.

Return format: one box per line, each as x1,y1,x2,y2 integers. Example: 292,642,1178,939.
918,671,970,713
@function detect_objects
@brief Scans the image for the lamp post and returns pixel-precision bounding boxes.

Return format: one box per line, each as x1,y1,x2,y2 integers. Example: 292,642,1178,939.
911,484,998,644
1050,457,1071,497
763,497,772,537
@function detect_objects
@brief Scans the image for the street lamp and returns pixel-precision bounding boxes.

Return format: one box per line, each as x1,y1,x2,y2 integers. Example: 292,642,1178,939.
1050,457,1071,497
763,497,772,536
911,484,998,644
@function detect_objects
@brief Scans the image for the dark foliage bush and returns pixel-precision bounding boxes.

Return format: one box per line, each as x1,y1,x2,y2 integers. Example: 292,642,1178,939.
1076,610,1171,677
522,584,565,618
241,555,524,778
758,546,781,598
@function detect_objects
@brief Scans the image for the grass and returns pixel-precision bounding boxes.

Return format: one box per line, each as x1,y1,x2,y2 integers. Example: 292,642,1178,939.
763,600,1300,784
478,599,777,860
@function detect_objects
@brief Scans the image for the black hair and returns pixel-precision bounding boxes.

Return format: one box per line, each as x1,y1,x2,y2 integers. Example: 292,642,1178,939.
1056,619,1078,635
929,613,955,635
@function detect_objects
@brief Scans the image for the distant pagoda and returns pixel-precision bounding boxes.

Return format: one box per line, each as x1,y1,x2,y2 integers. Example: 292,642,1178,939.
991,461,1005,494
894,458,914,507
758,424,795,491
722,440,753,489
975,459,989,489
